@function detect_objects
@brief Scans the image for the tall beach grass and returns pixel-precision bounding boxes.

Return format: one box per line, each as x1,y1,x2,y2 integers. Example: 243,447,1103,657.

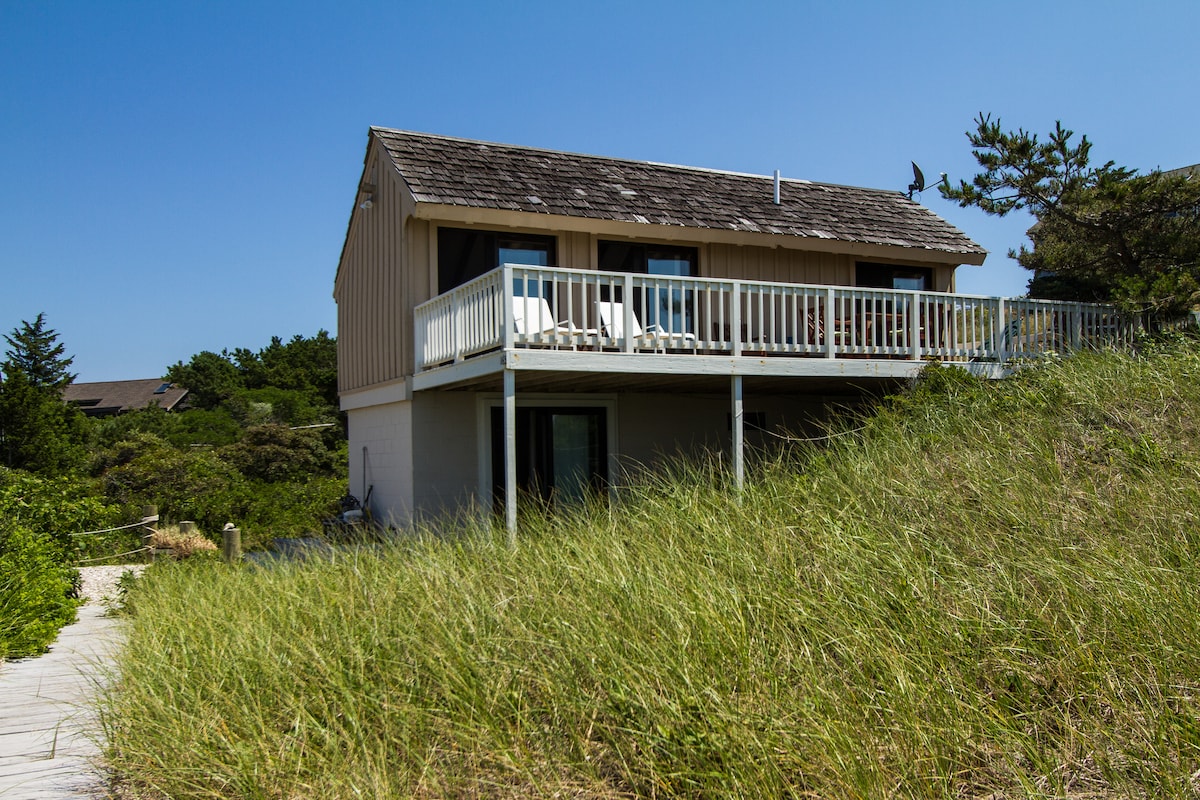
103,341,1200,798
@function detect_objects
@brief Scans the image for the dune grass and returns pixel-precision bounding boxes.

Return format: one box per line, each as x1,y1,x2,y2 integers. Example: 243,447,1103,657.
102,341,1200,798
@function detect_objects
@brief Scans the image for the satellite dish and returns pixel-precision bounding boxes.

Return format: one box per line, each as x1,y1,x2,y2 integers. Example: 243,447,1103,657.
907,162,925,198
906,162,947,201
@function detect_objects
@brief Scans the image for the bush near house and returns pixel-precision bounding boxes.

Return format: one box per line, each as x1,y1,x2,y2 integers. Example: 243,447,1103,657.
104,337,1200,799
87,331,348,548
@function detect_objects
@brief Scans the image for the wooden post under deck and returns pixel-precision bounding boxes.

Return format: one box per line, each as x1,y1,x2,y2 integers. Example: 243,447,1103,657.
732,375,744,492
504,367,517,543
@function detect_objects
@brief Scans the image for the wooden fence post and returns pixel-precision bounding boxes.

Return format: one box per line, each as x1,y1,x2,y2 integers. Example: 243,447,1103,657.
222,524,242,564
141,504,158,562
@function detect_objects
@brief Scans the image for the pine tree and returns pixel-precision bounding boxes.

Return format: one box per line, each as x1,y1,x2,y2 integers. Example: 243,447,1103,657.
2,313,77,389
0,314,85,473
942,114,1200,318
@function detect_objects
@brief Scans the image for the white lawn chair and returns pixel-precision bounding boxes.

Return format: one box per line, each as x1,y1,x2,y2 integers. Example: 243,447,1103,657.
512,297,596,339
597,301,696,350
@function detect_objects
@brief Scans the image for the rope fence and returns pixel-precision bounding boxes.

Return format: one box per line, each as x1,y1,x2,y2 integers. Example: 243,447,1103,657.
77,546,153,564
759,424,870,444
68,506,160,566
67,516,159,537
65,506,243,565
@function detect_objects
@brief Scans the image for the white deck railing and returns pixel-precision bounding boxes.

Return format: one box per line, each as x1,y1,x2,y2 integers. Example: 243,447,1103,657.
414,264,1136,371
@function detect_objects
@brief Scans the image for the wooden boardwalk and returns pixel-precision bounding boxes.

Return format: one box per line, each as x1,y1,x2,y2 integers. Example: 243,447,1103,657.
0,602,124,799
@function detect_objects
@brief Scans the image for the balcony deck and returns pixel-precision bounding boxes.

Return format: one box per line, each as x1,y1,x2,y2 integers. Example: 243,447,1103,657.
413,265,1134,392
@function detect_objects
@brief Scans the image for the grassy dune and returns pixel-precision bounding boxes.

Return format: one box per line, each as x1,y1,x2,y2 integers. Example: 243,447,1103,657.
103,341,1200,798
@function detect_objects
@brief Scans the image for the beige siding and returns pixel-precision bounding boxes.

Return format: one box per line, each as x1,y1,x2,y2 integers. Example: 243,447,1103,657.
335,143,409,393
616,391,843,470
705,243,853,285
402,218,432,378
411,391,479,517
561,230,592,269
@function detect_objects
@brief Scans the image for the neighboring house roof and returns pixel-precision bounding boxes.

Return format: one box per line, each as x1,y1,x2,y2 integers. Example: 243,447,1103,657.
62,379,188,417
1164,163,1200,179
370,127,987,260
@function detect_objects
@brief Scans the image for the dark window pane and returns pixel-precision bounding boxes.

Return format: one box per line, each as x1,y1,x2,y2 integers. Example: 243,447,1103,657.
439,228,556,293
856,262,932,291
438,228,490,294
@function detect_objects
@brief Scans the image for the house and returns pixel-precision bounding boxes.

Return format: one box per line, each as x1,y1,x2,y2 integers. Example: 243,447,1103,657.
334,128,1129,530
63,379,188,417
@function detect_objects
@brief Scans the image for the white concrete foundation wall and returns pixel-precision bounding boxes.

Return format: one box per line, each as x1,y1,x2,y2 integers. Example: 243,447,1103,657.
346,400,414,526
411,392,480,521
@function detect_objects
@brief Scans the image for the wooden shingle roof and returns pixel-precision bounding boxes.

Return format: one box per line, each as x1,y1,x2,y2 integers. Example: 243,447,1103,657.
371,127,986,260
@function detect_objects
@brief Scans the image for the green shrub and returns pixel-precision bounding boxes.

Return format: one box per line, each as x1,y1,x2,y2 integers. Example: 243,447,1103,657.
218,424,339,482
101,442,245,525
0,465,121,553
90,406,244,449
0,521,79,659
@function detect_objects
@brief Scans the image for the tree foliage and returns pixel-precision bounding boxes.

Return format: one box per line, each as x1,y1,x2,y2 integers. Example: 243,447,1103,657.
2,312,77,389
0,314,86,474
0,466,122,658
942,113,1200,317
91,331,346,544
166,331,339,425
0,521,79,658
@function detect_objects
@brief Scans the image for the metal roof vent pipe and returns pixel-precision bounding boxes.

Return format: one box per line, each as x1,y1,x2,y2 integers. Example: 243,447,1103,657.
773,170,781,204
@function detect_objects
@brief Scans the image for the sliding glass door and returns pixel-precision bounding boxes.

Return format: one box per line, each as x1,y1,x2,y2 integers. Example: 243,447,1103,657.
490,406,607,510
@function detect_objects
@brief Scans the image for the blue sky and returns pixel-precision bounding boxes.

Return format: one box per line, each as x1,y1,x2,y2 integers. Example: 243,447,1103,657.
2,1,1197,382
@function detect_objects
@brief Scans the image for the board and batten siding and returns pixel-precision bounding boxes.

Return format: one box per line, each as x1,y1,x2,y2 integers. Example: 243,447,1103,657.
706,243,851,286
336,143,411,393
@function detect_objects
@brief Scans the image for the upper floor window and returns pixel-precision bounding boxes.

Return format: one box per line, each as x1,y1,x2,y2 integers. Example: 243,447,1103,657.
856,262,933,292
598,241,697,278
438,227,556,294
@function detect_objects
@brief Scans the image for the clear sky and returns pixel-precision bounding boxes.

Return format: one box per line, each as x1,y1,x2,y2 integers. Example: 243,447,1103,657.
2,0,1196,382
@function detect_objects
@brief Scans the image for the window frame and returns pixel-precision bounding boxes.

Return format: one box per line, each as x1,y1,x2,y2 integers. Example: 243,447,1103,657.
437,227,558,294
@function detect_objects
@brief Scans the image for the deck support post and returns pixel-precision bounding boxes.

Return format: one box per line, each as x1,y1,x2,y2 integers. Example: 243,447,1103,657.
731,375,744,493
503,368,517,544
622,273,635,354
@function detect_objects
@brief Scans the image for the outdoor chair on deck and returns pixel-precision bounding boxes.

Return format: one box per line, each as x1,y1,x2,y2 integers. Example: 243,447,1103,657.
512,297,597,344
598,301,696,351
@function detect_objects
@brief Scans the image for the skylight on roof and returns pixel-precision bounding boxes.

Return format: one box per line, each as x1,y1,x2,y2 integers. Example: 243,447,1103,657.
154,383,172,394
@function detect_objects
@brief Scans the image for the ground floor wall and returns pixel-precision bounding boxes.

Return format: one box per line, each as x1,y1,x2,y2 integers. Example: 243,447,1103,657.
411,391,479,519
348,384,877,527
346,399,414,525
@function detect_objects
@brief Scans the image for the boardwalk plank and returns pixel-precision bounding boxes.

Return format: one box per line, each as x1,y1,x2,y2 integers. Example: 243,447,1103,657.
0,601,125,799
